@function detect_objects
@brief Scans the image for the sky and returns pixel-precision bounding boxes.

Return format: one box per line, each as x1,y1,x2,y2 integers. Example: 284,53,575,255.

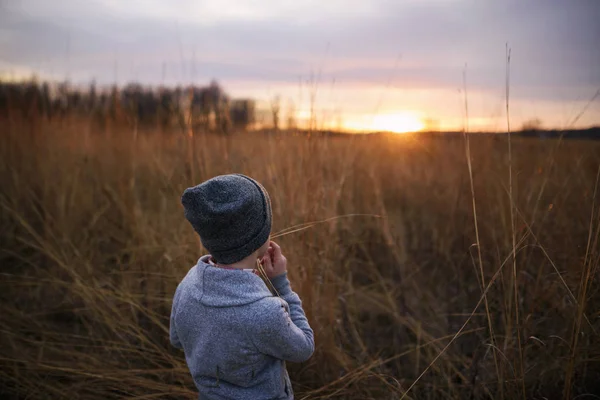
1,0,599,132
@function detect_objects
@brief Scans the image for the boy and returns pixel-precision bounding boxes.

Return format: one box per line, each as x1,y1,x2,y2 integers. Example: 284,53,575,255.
170,174,314,399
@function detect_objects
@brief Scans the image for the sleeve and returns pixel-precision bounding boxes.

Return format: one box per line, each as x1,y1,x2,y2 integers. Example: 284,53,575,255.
247,273,314,363
169,288,183,349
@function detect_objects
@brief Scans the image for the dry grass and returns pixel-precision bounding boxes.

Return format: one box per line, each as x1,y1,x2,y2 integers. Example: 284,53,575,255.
1,115,599,399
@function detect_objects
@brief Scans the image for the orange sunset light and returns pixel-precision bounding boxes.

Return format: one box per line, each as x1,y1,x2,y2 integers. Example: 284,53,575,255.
371,112,425,134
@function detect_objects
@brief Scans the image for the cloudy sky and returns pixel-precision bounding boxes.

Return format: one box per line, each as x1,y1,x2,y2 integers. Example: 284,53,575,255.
1,0,599,131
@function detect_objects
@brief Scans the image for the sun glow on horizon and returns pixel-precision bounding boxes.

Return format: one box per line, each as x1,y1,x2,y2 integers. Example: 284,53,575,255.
371,112,425,134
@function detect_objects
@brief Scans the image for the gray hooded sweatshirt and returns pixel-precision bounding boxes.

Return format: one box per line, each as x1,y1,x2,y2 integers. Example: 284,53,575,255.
170,255,315,399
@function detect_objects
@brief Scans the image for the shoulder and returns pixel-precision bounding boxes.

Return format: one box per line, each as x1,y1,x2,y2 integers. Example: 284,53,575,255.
173,264,204,302
242,296,290,332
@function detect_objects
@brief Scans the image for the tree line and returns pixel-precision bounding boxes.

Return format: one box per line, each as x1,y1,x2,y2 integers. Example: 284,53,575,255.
0,78,258,132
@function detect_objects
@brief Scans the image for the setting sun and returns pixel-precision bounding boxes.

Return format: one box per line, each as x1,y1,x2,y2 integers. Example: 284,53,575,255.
371,113,425,134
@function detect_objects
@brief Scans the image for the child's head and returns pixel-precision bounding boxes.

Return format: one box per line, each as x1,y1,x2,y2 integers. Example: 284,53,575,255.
181,174,272,264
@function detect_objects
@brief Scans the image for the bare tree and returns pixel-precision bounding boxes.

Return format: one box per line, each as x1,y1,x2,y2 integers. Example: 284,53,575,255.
286,99,297,131
230,99,256,131
270,95,281,130
521,118,543,132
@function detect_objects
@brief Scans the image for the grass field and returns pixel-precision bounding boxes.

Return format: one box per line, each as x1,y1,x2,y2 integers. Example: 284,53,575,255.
1,115,599,399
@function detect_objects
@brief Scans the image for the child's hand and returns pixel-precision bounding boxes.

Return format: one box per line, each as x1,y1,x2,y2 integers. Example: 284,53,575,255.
261,241,287,279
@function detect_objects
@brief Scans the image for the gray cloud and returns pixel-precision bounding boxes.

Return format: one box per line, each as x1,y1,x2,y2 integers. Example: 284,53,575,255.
1,0,598,103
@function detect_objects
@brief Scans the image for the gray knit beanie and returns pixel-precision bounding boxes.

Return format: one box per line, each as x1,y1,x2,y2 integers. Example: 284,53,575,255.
181,174,272,264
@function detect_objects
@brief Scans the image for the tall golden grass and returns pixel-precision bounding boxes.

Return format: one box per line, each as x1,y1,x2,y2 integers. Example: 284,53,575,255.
1,115,599,399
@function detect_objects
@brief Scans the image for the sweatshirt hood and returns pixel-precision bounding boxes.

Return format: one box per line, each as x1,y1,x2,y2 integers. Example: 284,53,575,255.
191,255,273,307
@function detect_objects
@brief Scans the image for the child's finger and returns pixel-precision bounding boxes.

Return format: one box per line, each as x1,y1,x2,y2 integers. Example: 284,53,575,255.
270,241,283,259
262,253,273,270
